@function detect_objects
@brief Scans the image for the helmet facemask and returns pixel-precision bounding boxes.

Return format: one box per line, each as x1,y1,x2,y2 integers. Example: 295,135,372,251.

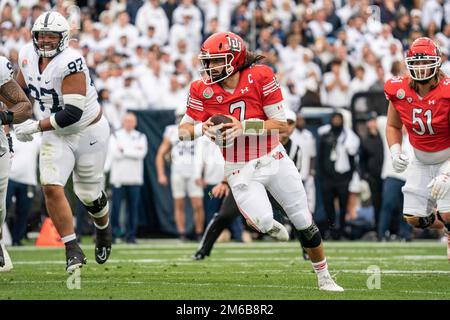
405,55,441,81
33,31,67,58
198,52,235,85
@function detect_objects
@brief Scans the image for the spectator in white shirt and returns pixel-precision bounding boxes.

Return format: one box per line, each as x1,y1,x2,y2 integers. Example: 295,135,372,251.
135,0,169,46
108,113,149,243
322,59,350,108
275,34,305,75
308,8,333,41
200,0,236,33
6,131,40,246
159,74,189,111
435,23,450,56
169,13,202,54
421,0,444,30
111,72,147,112
172,0,203,32
107,11,139,48
349,65,372,103
289,48,321,99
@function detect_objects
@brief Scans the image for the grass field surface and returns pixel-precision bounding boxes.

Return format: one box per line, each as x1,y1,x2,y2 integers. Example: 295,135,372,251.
1,240,449,300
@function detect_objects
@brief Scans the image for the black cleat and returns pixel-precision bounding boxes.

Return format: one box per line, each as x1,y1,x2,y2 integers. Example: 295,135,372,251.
191,251,206,261
65,245,87,274
95,222,112,264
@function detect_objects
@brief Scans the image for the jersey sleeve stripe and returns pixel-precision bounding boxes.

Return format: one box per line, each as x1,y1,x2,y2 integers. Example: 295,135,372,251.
263,79,276,88
263,83,277,91
189,99,203,107
188,103,204,111
189,97,203,104
263,86,280,96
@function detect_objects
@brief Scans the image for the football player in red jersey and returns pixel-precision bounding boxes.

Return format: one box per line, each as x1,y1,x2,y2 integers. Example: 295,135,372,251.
179,32,343,291
385,37,450,260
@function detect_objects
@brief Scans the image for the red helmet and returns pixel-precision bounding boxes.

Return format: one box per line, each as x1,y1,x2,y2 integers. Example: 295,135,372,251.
405,37,441,81
198,32,247,85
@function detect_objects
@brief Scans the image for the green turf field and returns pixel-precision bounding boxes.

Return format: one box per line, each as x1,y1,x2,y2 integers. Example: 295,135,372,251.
1,240,449,300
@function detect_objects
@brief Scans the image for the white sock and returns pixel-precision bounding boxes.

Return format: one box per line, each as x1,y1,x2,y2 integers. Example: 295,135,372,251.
312,258,329,277
61,233,76,244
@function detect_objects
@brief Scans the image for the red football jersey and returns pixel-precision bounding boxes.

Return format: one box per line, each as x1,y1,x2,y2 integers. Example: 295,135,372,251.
186,64,284,162
384,76,450,153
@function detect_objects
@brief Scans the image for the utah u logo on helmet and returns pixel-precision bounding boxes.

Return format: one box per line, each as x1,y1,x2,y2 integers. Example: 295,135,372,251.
227,36,242,53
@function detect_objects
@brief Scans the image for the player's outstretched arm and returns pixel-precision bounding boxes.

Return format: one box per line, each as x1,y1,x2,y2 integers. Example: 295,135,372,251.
0,78,32,124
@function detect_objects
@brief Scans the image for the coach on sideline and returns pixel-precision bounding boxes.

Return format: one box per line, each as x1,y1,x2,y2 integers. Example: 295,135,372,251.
108,113,148,244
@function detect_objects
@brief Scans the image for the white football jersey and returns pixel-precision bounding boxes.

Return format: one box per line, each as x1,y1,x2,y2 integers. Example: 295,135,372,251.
0,56,14,153
18,43,100,135
163,124,202,177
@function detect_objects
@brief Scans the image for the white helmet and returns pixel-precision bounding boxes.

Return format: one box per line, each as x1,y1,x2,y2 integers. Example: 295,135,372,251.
31,11,70,58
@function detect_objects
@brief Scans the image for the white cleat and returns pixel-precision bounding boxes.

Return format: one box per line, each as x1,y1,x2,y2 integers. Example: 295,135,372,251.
267,220,289,241
318,273,344,292
0,243,13,272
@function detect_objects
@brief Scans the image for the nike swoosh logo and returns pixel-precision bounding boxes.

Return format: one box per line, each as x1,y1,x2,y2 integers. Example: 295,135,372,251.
45,80,50,84
0,152,6,157
97,248,107,261
90,141,97,146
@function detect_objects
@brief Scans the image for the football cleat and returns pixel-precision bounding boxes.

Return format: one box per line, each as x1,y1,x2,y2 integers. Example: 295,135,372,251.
0,243,13,272
66,245,87,274
191,251,206,261
95,222,112,264
267,220,289,241
318,273,344,292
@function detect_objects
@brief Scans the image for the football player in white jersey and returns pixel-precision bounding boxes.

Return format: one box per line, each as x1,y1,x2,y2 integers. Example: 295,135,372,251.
0,56,33,272
14,11,112,273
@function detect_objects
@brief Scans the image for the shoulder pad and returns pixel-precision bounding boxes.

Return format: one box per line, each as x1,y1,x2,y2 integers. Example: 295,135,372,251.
58,49,88,78
0,56,14,87
384,76,407,101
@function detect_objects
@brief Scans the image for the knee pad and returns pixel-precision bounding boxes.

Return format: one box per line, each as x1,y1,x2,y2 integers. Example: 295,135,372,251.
403,213,435,229
245,214,273,234
284,202,312,230
80,191,109,219
297,222,322,248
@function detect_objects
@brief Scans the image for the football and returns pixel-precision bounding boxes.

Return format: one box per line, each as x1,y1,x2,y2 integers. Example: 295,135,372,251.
210,114,233,131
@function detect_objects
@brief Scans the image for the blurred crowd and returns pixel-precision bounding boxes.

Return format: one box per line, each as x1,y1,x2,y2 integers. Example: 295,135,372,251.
1,0,449,244
1,0,449,122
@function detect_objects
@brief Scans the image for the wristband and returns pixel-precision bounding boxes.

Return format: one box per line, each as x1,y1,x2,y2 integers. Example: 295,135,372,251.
194,122,203,138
